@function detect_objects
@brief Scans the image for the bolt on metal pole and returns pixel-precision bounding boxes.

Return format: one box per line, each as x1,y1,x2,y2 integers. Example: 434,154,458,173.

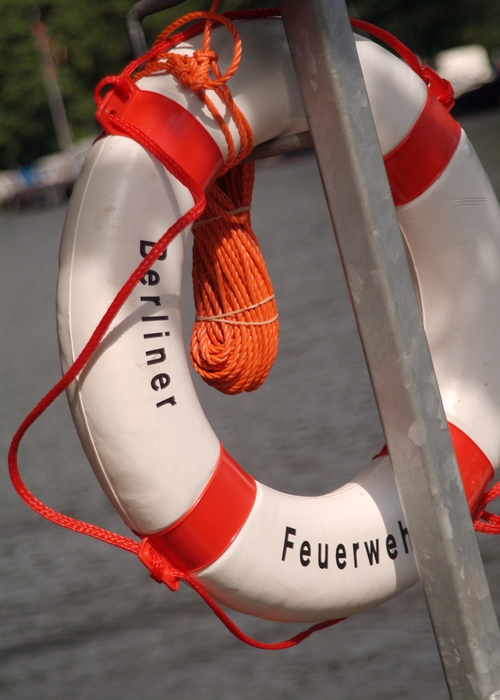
280,0,500,697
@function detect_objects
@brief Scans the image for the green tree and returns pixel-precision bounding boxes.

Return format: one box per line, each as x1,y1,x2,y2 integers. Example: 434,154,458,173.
0,0,138,166
0,0,53,166
1,0,500,169
348,0,500,59
0,0,265,168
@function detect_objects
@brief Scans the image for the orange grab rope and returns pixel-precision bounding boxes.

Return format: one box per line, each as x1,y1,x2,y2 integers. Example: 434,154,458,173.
7,5,340,649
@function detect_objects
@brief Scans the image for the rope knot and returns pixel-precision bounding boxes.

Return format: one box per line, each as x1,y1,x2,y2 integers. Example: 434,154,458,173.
149,550,165,584
193,48,219,69
134,2,253,170
166,49,218,92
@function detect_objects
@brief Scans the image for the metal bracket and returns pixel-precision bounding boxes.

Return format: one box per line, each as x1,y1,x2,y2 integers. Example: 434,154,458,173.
244,131,312,162
127,0,186,57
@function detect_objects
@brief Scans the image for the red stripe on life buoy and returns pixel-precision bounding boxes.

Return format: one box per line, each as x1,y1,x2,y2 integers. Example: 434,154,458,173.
373,424,493,511
96,76,224,190
147,448,257,574
448,424,493,512
384,90,462,206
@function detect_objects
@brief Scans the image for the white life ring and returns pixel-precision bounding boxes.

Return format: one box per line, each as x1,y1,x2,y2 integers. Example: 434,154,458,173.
57,19,500,623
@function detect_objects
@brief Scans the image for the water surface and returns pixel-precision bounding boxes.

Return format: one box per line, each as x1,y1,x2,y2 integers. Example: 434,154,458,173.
1,109,500,699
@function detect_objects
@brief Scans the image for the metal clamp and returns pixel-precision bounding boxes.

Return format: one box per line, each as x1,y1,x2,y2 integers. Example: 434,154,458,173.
127,0,186,57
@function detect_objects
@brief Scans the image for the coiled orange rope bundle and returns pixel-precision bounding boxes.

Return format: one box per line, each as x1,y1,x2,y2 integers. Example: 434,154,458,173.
191,162,279,394
136,1,279,394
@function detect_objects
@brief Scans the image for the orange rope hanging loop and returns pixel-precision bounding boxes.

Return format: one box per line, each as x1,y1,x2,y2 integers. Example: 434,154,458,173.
136,1,279,394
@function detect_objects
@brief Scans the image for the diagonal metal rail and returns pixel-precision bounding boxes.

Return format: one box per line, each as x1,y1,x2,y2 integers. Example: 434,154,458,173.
280,1,500,698
127,0,184,57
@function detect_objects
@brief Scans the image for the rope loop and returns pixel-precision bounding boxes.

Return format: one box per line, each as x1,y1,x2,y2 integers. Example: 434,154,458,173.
10,3,335,650
136,8,243,92
94,74,133,108
350,19,455,111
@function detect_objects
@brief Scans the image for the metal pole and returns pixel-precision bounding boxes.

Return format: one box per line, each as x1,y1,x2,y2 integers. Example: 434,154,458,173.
29,8,73,152
280,1,500,697
127,0,185,57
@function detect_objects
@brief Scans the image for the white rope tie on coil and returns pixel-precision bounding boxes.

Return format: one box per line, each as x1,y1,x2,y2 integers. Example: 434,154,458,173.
195,294,278,325
192,205,251,229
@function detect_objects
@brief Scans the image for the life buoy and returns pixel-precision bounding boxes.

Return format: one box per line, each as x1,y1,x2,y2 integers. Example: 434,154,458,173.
57,18,500,623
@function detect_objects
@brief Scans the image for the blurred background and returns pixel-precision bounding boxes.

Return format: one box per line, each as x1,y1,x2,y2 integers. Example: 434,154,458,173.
0,0,500,172
1,1,500,699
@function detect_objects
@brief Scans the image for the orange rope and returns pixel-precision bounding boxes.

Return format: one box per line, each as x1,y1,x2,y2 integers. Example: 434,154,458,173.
136,1,279,393
191,162,279,393
135,3,250,174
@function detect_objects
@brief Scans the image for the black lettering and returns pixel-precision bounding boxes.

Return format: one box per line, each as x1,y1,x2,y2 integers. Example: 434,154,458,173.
398,520,412,553
336,544,346,570
151,373,171,391
300,541,311,567
318,543,328,569
386,534,398,560
144,332,163,339
142,315,169,322
364,539,380,565
140,240,167,260
141,270,160,286
156,396,177,408
140,296,161,306
353,542,360,568
281,527,296,561
146,348,166,365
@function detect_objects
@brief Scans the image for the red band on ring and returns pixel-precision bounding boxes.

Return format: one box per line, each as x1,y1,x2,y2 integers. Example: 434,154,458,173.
96,76,224,190
373,423,493,511
148,447,257,573
384,91,462,206
448,424,493,511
